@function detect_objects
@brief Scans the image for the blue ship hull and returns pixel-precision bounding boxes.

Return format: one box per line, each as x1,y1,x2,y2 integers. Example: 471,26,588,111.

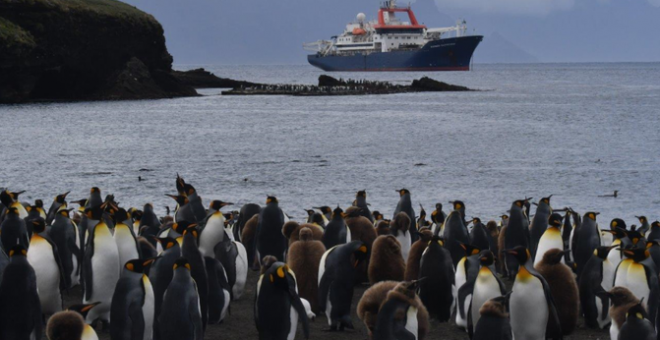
308,35,483,72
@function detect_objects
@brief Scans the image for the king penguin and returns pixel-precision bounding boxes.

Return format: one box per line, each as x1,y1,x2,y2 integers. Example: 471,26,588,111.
318,240,368,330
458,250,505,336
534,213,565,266
391,212,412,262
0,244,42,340
418,236,455,321
579,246,617,329
394,189,418,243
204,256,231,324
159,258,203,340
322,206,350,249
529,195,553,259
0,206,29,252
572,211,601,279
443,208,470,268
110,258,156,340
506,246,561,340
600,286,640,340
617,300,656,340
112,208,141,267
46,191,70,225
353,190,373,223
372,280,429,340
181,225,209,330
454,243,482,329
198,200,232,257
50,207,80,289
503,200,530,280
256,196,287,262
615,246,660,325
27,218,64,317
255,262,310,340
148,237,180,340
83,206,121,326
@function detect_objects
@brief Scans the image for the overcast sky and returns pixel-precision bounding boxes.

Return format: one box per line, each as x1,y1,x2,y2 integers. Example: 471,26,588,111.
123,0,660,64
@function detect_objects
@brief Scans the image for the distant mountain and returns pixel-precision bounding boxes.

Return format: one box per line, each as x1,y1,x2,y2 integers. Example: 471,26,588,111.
473,32,539,64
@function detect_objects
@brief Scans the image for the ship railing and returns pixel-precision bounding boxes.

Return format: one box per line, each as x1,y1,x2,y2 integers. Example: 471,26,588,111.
303,40,335,56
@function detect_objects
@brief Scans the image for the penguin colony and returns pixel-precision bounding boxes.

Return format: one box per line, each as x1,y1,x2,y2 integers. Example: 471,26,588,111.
0,183,659,340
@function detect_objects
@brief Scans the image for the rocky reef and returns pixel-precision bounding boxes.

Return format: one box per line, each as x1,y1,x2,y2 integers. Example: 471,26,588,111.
0,0,196,103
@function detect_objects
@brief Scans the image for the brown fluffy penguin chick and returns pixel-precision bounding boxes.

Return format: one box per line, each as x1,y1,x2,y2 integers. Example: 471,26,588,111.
383,280,430,340
346,209,378,282
368,235,405,284
376,220,391,236
287,227,326,313
607,286,641,332
282,221,324,246
404,228,433,281
47,310,85,340
358,281,399,337
242,214,259,268
260,255,279,274
535,248,578,335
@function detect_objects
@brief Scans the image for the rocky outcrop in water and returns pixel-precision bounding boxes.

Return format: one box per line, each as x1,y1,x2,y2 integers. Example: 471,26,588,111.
0,0,196,103
172,68,259,89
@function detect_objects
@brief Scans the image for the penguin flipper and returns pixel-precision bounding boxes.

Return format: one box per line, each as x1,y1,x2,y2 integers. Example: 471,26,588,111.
287,278,310,339
83,243,94,300
467,299,474,339
457,280,474,319
318,273,331,312
532,268,562,339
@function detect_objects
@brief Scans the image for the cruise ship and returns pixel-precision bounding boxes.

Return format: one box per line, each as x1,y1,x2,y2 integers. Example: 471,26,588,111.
304,0,482,72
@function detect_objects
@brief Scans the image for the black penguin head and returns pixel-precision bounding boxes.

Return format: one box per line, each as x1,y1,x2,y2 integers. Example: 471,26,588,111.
182,226,199,239
143,203,154,211
173,221,195,234
548,213,563,227
31,218,46,233
652,221,660,229
540,195,552,205
330,206,343,219
131,209,143,221
183,183,196,196
5,207,19,216
8,244,28,258
209,200,232,211
305,209,315,217
450,200,465,212
67,302,101,318
356,190,367,198
594,246,617,259
636,216,648,224
625,300,649,321
266,196,278,205
435,203,443,211
603,227,628,240
260,255,279,274
372,210,383,221
0,190,14,206
156,237,178,250
513,200,526,209
501,214,509,220
627,230,644,246
54,191,70,204
175,174,186,195
124,258,155,273
352,243,369,268
84,205,104,220
112,208,130,224
541,248,569,265
428,236,445,247
622,247,649,262
397,189,410,197
585,211,599,221
173,258,191,271
8,190,25,201
478,250,496,266
610,218,627,230
165,194,188,206
57,207,71,218
34,199,44,209
90,187,100,194
505,246,531,265
313,206,331,215
459,242,482,257
419,204,426,218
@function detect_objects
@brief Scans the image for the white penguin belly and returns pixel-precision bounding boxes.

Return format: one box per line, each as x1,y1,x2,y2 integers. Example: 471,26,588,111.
610,322,619,340
318,247,335,286
233,241,248,300
28,239,62,315
85,228,120,322
325,296,333,326
613,260,631,287
626,262,650,303
534,232,564,267
114,226,139,268
199,214,225,258
405,306,419,340
510,276,548,340
396,232,411,263
471,269,502,332
600,232,613,246
288,305,299,340
82,324,99,340
454,257,468,327
221,289,231,321
602,259,616,291
595,297,610,329
142,275,155,340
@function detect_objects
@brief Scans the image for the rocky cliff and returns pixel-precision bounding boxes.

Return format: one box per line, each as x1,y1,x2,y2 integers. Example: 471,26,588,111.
0,0,196,103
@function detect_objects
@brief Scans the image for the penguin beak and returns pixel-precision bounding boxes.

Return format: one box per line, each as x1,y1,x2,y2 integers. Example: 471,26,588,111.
505,249,518,256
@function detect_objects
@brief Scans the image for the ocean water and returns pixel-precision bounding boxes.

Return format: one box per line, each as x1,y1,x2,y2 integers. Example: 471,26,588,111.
1,63,659,224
